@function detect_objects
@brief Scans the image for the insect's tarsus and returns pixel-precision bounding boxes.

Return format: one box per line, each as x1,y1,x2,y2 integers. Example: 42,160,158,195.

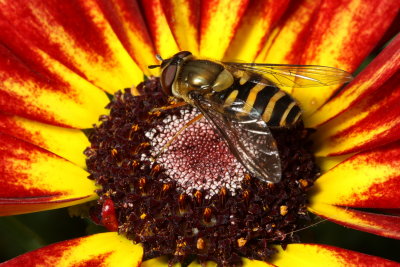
148,64,161,69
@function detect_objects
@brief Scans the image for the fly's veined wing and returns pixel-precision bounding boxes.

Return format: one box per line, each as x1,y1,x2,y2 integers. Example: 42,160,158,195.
224,62,353,88
190,91,282,183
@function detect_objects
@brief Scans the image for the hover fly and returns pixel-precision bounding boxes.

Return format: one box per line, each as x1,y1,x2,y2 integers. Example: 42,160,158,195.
148,51,352,183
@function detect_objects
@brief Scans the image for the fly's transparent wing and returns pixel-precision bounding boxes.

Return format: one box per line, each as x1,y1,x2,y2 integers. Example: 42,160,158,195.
190,91,281,183
224,62,353,88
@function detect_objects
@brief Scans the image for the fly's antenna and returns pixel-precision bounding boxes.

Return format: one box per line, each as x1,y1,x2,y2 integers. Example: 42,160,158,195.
156,54,163,61
148,54,164,69
148,64,161,69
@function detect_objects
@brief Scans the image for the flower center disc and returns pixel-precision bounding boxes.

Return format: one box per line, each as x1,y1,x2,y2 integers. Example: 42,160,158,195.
85,78,320,266
146,107,247,198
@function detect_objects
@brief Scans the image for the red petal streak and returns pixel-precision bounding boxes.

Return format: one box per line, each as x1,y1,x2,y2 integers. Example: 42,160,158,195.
2,239,109,266
96,0,157,74
310,142,400,209
161,0,200,53
200,0,250,59
309,203,400,240
292,0,399,114
307,34,400,127
0,42,109,129
224,0,290,61
0,0,143,93
0,196,93,218
0,133,96,216
140,0,180,58
0,233,143,267
313,73,400,157
0,112,89,168
373,11,400,54
257,0,322,64
300,0,399,70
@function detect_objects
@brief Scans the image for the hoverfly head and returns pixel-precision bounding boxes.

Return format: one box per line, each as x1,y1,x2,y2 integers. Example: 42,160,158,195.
156,51,192,96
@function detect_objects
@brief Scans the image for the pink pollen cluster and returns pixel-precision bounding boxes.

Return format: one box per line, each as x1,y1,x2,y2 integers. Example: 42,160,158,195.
144,108,246,198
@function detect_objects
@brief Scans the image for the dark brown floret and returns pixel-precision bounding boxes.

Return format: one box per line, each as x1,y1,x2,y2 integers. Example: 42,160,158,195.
85,77,320,267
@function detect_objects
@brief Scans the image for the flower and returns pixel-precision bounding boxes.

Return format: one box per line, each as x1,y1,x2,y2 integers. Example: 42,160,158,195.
0,0,399,266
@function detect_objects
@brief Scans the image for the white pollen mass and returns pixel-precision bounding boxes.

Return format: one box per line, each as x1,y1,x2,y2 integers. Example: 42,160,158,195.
145,108,247,198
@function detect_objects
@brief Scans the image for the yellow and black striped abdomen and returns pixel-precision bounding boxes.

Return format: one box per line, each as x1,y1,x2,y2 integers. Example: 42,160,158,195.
215,73,301,127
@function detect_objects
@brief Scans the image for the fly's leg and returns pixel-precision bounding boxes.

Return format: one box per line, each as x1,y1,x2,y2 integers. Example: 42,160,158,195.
154,113,203,159
151,100,188,112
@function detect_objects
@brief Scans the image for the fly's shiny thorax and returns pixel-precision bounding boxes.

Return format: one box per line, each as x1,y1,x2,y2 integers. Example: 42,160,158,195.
172,59,235,104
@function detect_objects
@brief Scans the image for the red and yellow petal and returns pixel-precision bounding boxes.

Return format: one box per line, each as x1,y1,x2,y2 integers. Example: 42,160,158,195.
256,0,322,65
310,142,400,209
161,0,200,54
309,203,400,240
0,133,97,216
293,0,399,114
0,44,109,129
141,0,180,58
0,113,89,168
312,73,400,157
0,232,143,267
187,258,274,267
0,0,144,94
257,0,398,113
224,0,290,62
315,154,353,173
307,34,400,127
272,243,398,266
299,0,398,70
199,0,249,60
96,0,158,75
141,256,173,267
242,258,274,267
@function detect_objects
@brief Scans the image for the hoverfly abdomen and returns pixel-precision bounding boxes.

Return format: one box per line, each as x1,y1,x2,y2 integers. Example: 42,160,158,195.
217,70,301,127
258,84,301,127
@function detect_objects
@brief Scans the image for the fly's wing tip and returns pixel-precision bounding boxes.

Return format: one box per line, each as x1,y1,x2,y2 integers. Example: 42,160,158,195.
270,173,282,183
254,161,282,184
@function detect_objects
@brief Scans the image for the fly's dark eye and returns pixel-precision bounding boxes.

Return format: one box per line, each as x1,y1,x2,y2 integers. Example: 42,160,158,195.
161,64,177,95
159,51,192,95
176,51,192,59
161,59,171,69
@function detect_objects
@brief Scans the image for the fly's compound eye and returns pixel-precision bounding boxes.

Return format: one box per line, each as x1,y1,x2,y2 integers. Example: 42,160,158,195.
175,51,192,59
160,51,193,95
160,63,177,96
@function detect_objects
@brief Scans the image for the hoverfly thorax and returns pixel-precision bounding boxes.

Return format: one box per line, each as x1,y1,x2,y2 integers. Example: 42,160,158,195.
158,51,235,104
